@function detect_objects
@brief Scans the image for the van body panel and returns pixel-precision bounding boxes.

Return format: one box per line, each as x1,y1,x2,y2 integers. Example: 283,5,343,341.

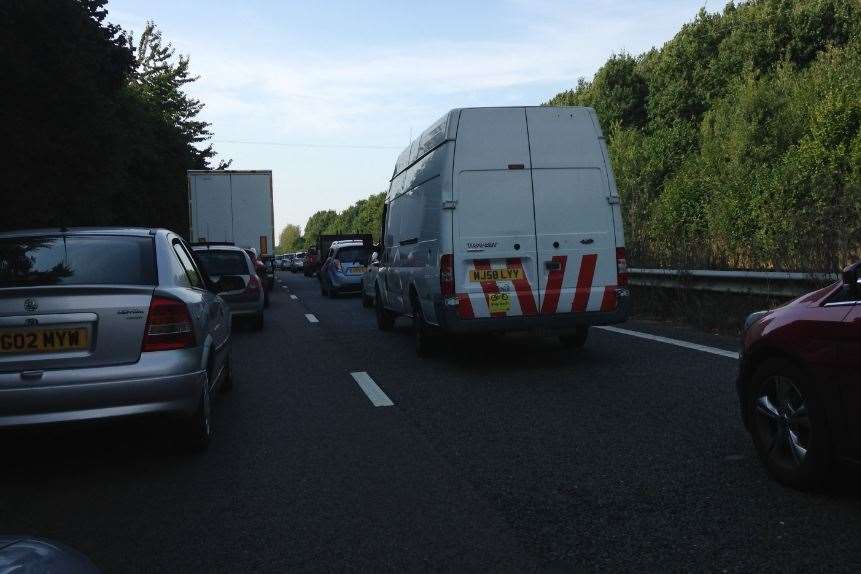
531,168,617,313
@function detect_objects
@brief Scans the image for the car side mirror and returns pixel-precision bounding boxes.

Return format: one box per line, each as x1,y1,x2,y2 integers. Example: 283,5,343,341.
371,252,379,265
215,275,245,293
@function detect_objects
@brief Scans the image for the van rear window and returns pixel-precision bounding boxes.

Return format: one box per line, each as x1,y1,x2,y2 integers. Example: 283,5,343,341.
0,235,156,287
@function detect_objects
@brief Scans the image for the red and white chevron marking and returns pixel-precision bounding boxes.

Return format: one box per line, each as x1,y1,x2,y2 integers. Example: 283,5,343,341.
457,255,617,319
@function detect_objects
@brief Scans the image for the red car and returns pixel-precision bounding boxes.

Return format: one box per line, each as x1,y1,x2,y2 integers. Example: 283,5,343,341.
738,262,861,489
303,248,319,277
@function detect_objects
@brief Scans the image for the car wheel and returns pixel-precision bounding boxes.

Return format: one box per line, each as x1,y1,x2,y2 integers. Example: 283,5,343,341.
375,287,394,331
264,290,270,308
745,358,832,490
252,311,264,331
184,373,212,452
362,292,374,308
328,286,338,299
559,327,589,349
320,281,327,296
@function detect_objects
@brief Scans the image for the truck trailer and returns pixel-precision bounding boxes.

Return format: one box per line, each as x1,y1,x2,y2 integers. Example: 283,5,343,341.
187,170,275,256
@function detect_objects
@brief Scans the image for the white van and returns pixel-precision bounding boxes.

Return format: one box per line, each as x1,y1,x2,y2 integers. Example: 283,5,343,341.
372,106,630,354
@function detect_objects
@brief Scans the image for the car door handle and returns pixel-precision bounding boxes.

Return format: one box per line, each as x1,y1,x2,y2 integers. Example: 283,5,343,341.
580,238,594,245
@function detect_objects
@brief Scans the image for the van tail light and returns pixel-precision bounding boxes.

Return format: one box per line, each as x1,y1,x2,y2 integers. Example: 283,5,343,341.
616,247,628,286
246,274,261,295
440,253,454,297
142,296,196,352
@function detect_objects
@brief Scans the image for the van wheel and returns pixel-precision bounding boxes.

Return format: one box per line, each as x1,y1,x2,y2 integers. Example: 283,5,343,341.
412,300,436,357
745,358,832,490
559,327,589,348
375,287,394,331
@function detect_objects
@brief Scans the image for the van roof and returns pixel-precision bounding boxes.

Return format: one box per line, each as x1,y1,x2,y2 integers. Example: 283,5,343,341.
392,106,597,180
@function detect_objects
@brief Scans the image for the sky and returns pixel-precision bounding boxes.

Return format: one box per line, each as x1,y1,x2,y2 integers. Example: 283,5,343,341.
107,0,714,236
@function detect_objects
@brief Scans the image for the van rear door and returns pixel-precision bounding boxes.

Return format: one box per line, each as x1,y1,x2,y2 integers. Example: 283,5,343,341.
525,107,618,315
452,108,539,319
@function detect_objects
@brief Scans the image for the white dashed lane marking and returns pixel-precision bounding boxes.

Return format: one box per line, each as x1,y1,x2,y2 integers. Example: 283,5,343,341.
595,326,739,359
350,372,394,407
290,295,298,300
305,314,319,323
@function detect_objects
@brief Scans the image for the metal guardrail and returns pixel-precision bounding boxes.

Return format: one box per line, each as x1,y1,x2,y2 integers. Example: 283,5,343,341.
628,268,839,297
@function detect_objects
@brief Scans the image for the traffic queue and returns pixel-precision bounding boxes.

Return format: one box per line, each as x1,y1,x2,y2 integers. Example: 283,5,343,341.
1,106,860,492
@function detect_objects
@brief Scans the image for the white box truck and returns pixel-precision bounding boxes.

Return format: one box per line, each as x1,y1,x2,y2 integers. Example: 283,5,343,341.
187,170,275,255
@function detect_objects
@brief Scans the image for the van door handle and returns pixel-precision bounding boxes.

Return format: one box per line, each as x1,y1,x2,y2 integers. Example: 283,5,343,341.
580,238,594,245
545,261,561,271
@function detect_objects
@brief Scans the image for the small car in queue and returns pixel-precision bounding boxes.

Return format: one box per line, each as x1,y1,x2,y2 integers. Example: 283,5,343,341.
291,252,306,273
319,241,370,298
0,228,236,449
193,244,265,330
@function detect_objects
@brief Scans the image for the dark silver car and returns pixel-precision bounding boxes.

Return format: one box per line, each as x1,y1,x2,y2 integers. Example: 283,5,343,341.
192,245,265,330
0,228,235,449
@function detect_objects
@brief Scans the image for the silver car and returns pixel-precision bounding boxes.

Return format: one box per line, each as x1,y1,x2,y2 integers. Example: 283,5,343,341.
291,252,305,273
192,245,265,330
0,228,234,449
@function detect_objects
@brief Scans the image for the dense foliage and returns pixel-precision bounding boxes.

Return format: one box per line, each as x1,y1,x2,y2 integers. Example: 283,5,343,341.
276,223,303,253
0,0,221,235
301,193,385,248
548,0,861,271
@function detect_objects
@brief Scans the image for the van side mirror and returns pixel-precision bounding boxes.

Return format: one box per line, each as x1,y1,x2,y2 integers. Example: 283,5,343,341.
215,275,245,293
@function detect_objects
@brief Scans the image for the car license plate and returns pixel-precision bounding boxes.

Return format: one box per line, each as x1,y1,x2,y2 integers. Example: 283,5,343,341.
0,327,90,354
487,293,511,314
469,268,522,282
349,266,367,275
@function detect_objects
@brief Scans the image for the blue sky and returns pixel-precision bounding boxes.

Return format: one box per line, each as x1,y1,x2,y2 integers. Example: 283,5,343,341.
107,0,714,236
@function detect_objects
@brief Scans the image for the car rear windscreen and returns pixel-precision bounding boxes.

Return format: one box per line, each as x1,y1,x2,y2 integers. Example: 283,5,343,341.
336,246,370,264
194,250,249,276
0,235,156,288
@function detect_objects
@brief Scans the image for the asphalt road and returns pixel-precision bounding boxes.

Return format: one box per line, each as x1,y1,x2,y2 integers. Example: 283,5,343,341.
2,270,860,572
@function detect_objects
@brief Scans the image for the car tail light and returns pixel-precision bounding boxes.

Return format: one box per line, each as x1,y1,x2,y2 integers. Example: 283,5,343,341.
334,259,342,271
246,274,262,295
440,253,454,297
616,247,628,286
142,296,196,352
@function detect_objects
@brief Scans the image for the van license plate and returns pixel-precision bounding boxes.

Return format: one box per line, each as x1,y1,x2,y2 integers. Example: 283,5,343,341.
0,327,90,354
487,293,511,314
469,268,522,282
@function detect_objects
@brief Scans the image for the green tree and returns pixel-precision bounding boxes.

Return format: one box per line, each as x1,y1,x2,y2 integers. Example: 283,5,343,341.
546,0,861,272
277,224,303,253
0,1,222,235
302,210,338,248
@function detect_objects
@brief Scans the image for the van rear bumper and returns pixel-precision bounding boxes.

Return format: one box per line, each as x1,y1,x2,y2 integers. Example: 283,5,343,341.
437,289,630,334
